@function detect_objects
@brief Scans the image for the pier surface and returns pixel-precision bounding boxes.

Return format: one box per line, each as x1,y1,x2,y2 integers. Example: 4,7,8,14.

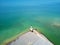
8,30,53,45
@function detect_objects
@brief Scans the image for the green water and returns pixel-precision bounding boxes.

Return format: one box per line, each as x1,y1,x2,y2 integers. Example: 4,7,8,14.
0,6,60,45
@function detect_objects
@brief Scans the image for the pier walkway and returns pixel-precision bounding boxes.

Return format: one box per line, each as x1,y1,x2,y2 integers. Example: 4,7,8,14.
8,30,53,45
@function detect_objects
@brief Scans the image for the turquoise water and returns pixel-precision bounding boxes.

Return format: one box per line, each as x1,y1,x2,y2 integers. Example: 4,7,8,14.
0,2,60,45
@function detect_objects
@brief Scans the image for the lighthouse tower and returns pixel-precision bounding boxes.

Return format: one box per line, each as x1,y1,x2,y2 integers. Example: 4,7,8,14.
30,26,33,32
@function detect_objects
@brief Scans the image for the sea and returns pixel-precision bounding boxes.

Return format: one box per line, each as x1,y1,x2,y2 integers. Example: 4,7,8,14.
0,1,60,45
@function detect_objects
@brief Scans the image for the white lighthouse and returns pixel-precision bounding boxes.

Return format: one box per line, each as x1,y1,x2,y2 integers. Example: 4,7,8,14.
30,26,33,32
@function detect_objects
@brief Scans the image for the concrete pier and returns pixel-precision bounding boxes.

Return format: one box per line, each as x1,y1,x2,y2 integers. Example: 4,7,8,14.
7,30,53,45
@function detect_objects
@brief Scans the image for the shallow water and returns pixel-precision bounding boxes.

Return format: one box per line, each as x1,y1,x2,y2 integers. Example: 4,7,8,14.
0,2,60,45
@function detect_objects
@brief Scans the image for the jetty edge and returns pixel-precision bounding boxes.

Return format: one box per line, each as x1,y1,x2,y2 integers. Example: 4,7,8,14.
2,26,54,45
